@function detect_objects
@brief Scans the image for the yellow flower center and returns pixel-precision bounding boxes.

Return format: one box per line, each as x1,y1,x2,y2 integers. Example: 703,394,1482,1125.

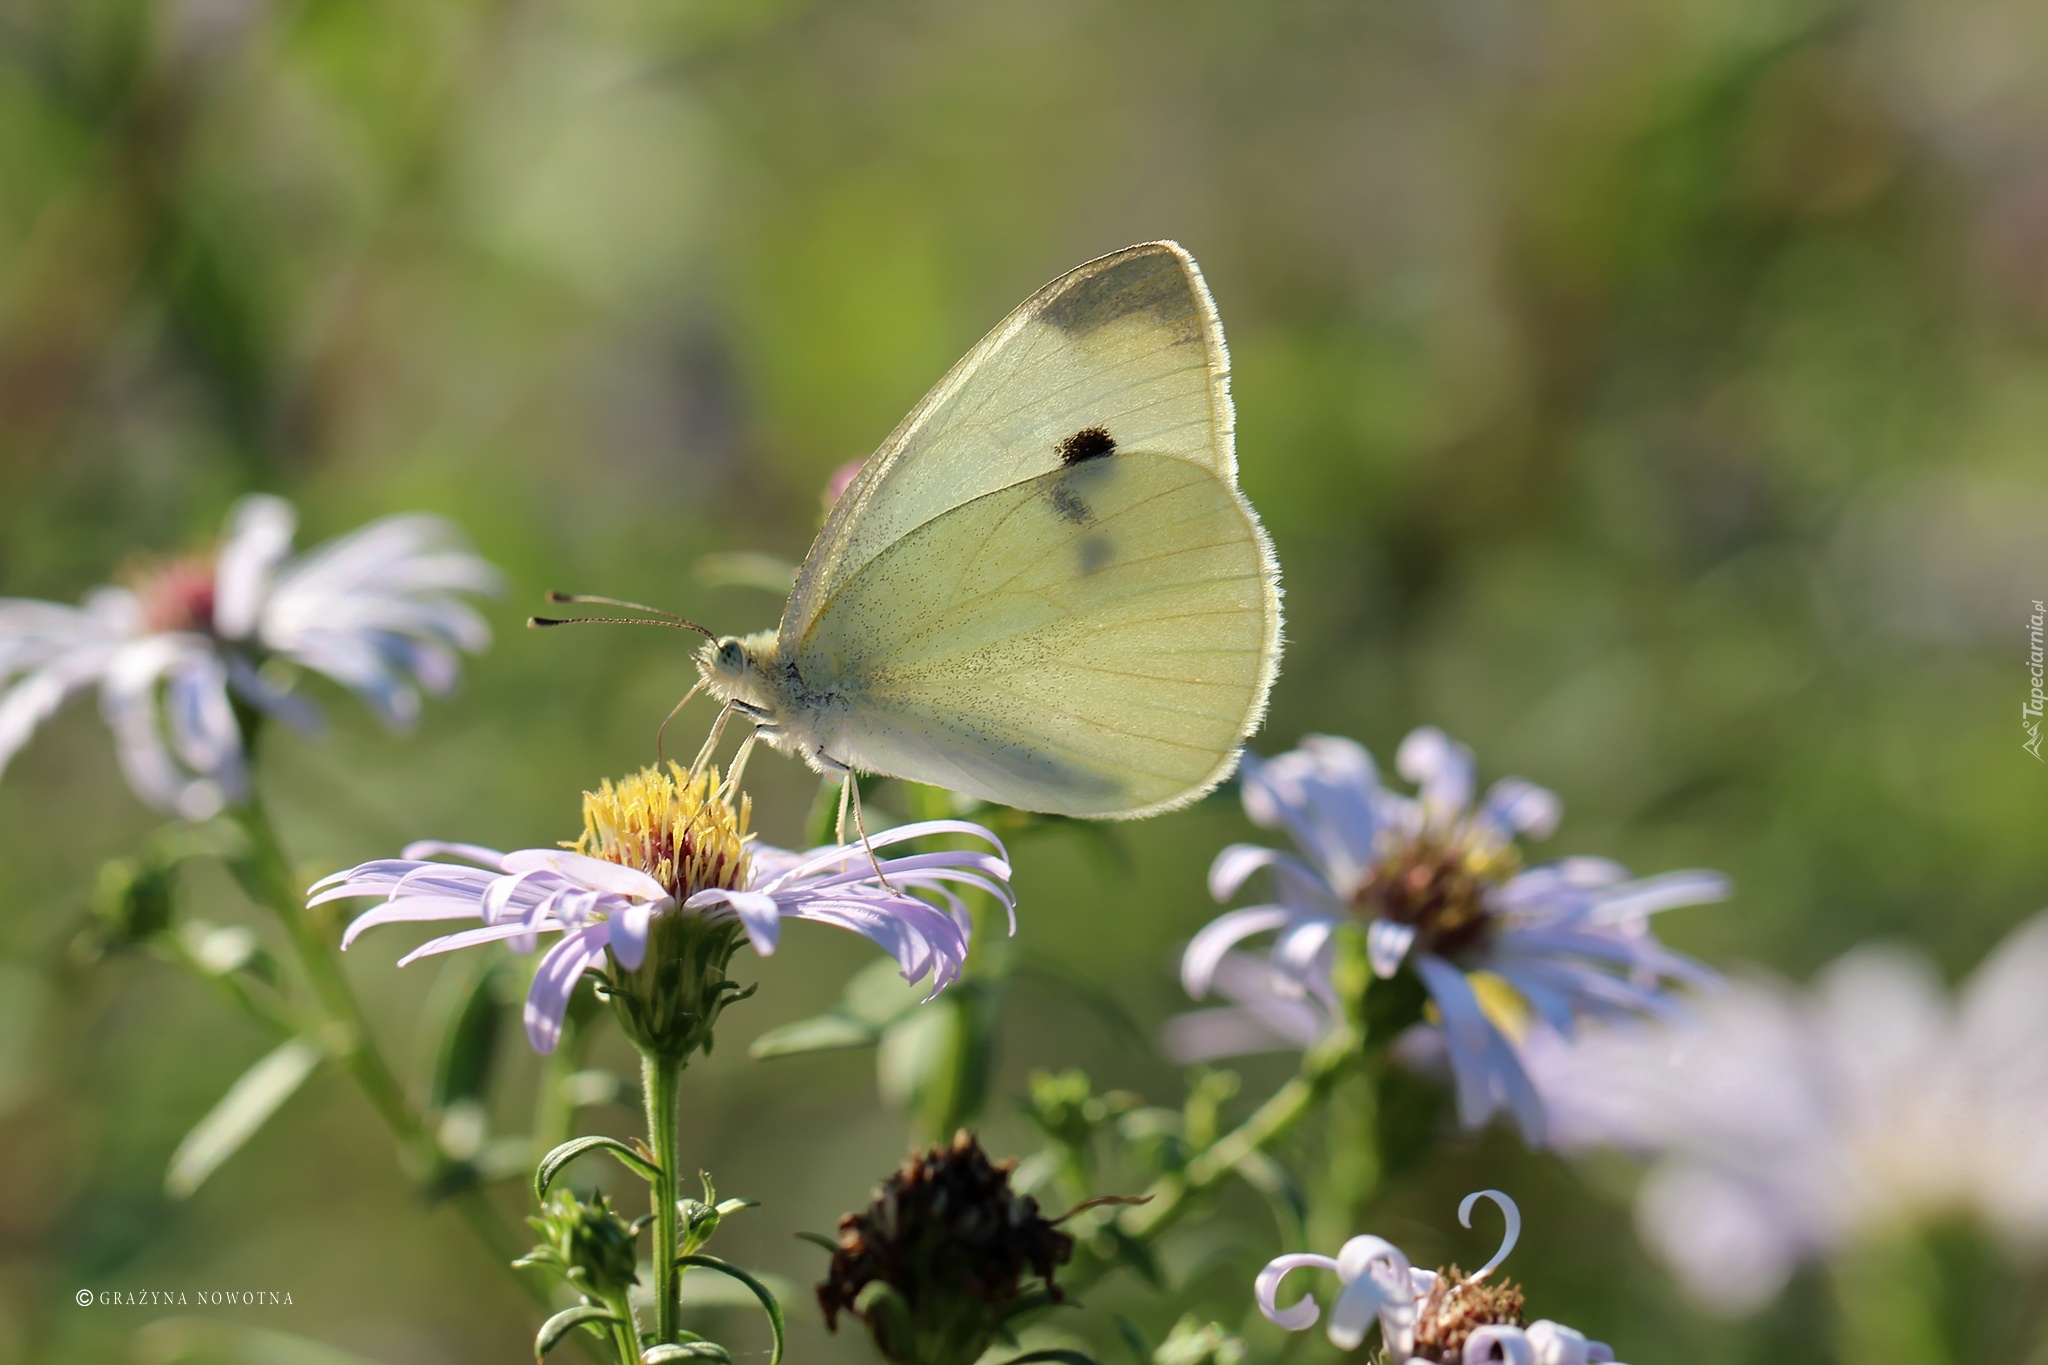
570,763,753,901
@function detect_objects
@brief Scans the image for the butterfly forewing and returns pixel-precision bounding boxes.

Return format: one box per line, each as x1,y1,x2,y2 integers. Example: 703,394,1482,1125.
783,242,1237,657
773,239,1281,817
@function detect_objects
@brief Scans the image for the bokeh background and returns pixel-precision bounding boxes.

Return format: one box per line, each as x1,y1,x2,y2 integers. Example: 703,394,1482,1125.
3,1,2046,1362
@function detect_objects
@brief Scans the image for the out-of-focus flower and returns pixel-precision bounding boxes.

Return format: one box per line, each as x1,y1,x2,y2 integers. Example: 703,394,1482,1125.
1257,1190,1624,1364
818,1130,1072,1365
824,457,866,512
1527,911,2048,1315
1169,730,1727,1144
321,763,1013,1055
0,495,499,818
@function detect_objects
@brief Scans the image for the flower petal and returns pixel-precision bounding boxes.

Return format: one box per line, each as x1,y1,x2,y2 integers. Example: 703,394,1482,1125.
1465,1324,1536,1365
501,848,668,903
524,924,608,1053
1367,919,1417,978
1182,905,1299,998
1525,1320,1590,1365
1254,1253,1340,1332
212,495,297,640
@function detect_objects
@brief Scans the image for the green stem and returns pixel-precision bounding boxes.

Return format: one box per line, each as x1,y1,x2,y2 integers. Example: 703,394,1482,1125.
644,1049,685,1345
222,795,552,1317
603,1287,643,1365
1075,1024,1360,1289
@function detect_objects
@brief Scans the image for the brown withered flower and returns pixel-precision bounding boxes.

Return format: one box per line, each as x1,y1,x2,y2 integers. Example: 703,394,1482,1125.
818,1131,1073,1365
1407,1264,1527,1363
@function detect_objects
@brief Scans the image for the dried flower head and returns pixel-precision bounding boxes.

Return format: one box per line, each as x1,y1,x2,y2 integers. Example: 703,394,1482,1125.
819,1131,1072,1365
1407,1265,1526,1363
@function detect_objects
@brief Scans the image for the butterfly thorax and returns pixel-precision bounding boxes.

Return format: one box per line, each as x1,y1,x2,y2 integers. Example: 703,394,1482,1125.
696,629,848,773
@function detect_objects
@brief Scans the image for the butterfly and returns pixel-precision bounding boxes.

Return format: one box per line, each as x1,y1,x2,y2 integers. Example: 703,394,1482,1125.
544,242,1282,838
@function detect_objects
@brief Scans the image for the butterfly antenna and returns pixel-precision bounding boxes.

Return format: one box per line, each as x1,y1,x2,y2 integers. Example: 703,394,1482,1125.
530,592,715,636
655,680,706,768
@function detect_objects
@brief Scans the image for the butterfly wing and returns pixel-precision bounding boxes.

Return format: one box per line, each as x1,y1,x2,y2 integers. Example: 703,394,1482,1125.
780,240,1281,817
782,241,1240,655
795,450,1279,817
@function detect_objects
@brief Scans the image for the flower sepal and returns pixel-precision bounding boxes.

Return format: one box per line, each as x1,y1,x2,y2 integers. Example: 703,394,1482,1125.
518,1188,642,1302
605,911,756,1062
675,1171,759,1259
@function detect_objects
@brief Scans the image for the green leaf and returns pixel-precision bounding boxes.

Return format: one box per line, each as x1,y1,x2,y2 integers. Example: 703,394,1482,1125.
166,1038,323,1199
746,1011,879,1059
793,1230,839,1253
674,1254,784,1365
1229,1148,1307,1245
426,957,505,1110
804,776,844,850
642,1345,733,1364
535,1135,661,1199
132,1318,382,1365
534,1305,622,1359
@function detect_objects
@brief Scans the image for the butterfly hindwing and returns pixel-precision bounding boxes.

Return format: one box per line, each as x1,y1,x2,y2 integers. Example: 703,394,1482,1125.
795,451,1277,817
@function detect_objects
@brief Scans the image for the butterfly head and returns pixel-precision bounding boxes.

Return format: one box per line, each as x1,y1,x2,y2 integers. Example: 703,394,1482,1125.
695,630,782,713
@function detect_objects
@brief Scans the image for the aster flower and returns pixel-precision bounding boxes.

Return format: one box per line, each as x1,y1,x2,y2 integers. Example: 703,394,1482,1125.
1526,911,2048,1315
320,763,1014,1055
1170,729,1728,1144
1257,1190,1625,1365
818,1130,1072,1365
0,494,499,818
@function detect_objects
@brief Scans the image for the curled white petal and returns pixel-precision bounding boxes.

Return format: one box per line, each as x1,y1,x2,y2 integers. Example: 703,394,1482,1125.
1525,1320,1590,1365
1465,1323,1536,1365
1254,1253,1340,1331
1459,1189,1521,1281
1327,1234,1415,1350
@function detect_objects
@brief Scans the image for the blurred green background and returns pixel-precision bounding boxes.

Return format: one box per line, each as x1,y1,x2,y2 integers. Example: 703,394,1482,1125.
2,1,2045,1362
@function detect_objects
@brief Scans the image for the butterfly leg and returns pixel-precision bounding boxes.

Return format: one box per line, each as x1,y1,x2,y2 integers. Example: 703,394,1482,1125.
720,730,759,801
824,760,897,894
655,680,705,767
688,703,735,780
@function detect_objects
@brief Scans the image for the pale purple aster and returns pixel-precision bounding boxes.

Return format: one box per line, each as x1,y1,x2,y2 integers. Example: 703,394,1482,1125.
318,818,1014,1054
1170,729,1728,1145
1526,911,2048,1315
0,495,499,818
1257,1190,1627,1365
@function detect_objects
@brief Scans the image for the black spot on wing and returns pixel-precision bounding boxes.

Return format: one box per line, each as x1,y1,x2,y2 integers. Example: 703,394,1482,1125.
1049,482,1094,525
1078,534,1113,575
1058,426,1116,465
1037,250,1202,343
1045,450,1114,526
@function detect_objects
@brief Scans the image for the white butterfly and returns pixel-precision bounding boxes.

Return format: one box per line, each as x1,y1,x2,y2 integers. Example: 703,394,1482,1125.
554,242,1283,830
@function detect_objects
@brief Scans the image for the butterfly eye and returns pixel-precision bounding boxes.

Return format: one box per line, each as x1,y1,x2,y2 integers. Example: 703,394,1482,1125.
716,639,747,671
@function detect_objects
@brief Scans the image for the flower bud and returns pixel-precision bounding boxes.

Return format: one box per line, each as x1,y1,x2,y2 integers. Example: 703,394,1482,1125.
519,1189,640,1300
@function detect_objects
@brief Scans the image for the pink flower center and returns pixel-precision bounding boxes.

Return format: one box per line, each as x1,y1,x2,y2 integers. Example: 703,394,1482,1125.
131,556,218,635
